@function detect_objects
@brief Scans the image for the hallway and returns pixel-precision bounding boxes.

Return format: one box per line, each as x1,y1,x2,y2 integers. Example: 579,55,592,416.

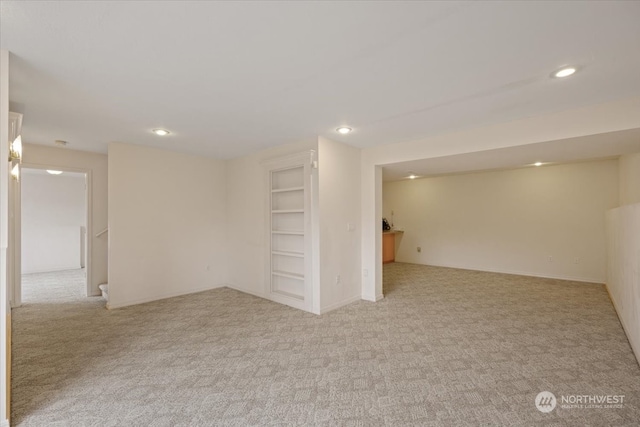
21,269,90,304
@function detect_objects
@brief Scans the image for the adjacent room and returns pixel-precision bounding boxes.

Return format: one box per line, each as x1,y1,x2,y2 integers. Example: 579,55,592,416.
20,168,88,304
380,135,630,283
1,1,640,426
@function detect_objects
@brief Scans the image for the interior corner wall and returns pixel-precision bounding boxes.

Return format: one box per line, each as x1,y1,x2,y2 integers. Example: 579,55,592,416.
21,173,85,274
225,140,317,298
107,142,227,308
22,143,108,295
607,152,640,365
606,203,640,364
317,137,361,312
383,159,619,283
619,152,640,205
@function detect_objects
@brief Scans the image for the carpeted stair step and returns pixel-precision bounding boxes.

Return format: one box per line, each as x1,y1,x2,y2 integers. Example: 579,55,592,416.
98,283,108,300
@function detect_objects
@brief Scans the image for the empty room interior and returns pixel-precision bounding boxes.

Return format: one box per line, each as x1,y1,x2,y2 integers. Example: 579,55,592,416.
1,1,640,426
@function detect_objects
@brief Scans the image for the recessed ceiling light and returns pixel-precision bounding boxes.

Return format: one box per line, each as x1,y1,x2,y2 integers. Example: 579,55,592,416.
553,67,576,78
47,170,63,175
534,162,543,167
152,129,170,136
54,140,68,147
336,127,352,135
408,173,417,179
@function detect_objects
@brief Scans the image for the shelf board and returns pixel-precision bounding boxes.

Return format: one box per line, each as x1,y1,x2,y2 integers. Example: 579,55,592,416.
272,289,304,300
271,186,304,193
272,230,304,235
272,270,304,280
272,250,304,258
272,209,304,214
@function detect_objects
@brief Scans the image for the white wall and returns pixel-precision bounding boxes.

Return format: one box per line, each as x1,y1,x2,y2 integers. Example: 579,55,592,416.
606,203,640,365
317,137,361,312
226,137,362,314
619,152,640,205
362,97,640,300
225,139,317,298
21,172,85,274
606,152,640,365
23,143,107,295
0,48,10,427
107,142,227,309
383,160,619,283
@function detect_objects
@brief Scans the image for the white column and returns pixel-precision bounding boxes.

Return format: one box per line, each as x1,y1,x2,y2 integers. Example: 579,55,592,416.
1,48,11,427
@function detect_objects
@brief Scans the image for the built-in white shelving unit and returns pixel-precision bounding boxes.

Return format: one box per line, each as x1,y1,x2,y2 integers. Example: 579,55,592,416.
264,151,315,311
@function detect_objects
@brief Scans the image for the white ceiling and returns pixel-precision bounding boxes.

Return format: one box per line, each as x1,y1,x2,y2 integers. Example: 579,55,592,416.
2,1,640,159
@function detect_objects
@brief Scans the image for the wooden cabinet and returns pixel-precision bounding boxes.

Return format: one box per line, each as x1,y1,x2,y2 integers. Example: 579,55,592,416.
383,232,395,263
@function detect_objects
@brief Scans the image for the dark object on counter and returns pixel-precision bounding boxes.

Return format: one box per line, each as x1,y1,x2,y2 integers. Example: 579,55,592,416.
382,218,391,231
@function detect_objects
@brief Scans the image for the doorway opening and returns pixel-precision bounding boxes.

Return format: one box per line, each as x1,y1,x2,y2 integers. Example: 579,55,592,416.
18,167,90,305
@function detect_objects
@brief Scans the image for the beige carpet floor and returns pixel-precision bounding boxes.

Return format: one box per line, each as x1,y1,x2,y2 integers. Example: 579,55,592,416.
21,269,88,303
11,264,640,426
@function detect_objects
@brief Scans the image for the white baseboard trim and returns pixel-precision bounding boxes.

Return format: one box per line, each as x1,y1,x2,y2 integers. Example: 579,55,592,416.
227,286,364,315
361,293,375,302
361,293,384,302
320,295,361,314
605,284,640,367
1,418,10,427
107,283,226,309
22,266,83,275
397,261,605,284
224,284,266,300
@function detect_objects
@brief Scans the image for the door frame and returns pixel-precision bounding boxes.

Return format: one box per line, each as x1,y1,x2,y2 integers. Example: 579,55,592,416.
11,163,93,307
